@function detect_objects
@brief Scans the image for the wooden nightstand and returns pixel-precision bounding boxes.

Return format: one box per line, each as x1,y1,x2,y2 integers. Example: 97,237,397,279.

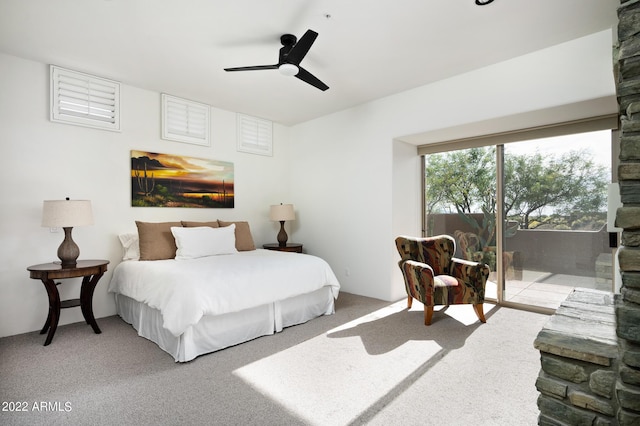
263,243,303,253
27,259,109,346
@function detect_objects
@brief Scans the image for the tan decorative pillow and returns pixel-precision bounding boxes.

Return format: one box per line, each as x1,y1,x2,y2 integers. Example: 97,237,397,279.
135,221,182,260
217,220,256,251
181,221,219,228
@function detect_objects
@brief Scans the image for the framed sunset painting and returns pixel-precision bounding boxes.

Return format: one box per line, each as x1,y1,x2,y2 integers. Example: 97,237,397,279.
131,150,234,208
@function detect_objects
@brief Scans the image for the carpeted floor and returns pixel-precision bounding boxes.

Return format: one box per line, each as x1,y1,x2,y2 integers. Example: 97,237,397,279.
0,292,550,425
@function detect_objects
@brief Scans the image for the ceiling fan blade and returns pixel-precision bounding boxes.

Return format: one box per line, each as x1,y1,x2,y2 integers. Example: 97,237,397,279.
224,64,278,72
286,30,318,65
295,66,329,91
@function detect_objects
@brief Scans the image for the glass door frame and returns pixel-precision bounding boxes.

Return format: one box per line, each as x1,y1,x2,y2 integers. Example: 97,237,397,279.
495,144,505,305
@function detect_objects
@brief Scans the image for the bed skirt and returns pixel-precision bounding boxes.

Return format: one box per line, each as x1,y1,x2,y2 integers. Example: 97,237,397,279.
114,286,336,362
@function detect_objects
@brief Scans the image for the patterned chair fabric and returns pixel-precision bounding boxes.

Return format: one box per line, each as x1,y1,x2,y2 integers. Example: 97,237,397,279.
395,235,490,325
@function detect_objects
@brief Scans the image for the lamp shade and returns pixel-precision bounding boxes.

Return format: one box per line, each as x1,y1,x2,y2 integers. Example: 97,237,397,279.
269,204,295,222
42,199,94,227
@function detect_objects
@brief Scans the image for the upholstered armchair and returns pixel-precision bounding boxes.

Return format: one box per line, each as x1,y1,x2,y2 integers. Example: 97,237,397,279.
395,235,490,326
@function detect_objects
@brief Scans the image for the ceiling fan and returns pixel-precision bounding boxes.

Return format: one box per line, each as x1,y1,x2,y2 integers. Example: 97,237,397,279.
224,29,329,91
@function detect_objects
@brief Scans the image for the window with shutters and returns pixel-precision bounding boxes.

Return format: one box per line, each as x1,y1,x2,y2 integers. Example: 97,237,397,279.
236,113,273,156
50,65,120,131
161,94,211,146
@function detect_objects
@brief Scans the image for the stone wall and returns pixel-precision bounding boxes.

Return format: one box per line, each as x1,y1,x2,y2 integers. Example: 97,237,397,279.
429,213,610,279
614,0,640,423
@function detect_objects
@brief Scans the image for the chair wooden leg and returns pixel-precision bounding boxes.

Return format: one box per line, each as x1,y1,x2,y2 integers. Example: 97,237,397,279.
407,296,413,309
473,303,487,323
424,306,434,326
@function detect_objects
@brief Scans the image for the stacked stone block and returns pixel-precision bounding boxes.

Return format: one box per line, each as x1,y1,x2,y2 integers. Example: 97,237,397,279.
615,1,640,424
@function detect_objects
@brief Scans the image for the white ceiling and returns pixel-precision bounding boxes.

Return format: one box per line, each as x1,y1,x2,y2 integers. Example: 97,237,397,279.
0,0,618,126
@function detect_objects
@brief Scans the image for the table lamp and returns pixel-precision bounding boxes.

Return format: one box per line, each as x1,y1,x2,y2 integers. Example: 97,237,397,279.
269,203,295,247
42,198,94,268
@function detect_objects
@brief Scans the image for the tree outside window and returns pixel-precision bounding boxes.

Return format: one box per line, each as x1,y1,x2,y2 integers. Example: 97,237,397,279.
425,145,608,269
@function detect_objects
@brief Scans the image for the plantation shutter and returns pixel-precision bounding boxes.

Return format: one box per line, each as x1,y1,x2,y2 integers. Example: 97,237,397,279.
50,65,120,131
162,94,211,146
237,113,273,156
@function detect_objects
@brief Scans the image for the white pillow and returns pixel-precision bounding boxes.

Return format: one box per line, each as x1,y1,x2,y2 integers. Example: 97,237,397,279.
171,225,238,260
118,232,140,261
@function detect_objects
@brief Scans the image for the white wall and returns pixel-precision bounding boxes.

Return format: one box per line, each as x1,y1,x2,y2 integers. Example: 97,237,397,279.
391,140,422,298
0,52,292,338
289,29,617,302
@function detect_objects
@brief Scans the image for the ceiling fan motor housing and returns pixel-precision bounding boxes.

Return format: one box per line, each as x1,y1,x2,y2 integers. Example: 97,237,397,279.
280,34,297,46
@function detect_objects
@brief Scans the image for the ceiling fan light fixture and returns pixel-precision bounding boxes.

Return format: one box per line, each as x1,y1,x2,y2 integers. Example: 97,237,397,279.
279,63,299,76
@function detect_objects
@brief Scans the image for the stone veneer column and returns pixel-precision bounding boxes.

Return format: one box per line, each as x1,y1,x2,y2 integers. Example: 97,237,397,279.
615,1,640,424
534,289,619,424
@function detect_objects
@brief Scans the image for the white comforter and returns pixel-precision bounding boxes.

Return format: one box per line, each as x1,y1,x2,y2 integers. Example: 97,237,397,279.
108,249,340,336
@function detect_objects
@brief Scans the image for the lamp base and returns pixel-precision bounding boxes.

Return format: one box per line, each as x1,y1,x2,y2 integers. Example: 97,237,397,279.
58,227,80,268
277,221,288,247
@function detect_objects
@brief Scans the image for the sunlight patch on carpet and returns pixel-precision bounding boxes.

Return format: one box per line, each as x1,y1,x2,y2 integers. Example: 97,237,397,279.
233,299,443,425
417,302,498,326
327,298,408,333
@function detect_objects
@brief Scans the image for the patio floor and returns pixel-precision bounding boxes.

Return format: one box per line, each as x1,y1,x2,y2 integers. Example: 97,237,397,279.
485,270,613,310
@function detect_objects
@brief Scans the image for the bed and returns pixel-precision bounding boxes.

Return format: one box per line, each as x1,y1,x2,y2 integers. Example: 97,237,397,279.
108,220,340,362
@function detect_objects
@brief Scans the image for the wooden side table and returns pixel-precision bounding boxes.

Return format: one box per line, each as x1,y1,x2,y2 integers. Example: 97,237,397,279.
263,243,303,253
27,259,109,346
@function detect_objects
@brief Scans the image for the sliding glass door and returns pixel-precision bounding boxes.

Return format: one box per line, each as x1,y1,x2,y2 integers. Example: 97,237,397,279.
502,131,612,309
424,130,612,310
424,146,500,301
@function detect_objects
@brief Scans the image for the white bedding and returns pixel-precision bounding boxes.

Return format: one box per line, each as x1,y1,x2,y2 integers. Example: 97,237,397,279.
108,249,340,336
